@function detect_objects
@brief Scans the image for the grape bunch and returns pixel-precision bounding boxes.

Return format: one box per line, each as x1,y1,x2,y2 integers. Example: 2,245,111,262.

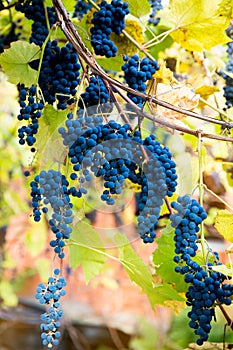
16,0,57,47
171,196,233,345
148,0,163,26
59,117,177,242
122,55,159,107
79,75,112,110
30,169,73,259
35,269,66,347
73,0,96,20
39,40,81,109
90,0,129,57
17,85,44,149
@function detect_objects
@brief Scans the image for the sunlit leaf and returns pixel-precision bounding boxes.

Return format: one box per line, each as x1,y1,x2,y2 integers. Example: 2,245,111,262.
214,210,233,243
69,220,106,283
160,0,232,51
127,0,150,17
0,41,41,86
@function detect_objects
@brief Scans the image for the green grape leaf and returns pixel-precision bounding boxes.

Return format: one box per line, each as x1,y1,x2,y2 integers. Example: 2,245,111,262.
0,41,41,86
36,105,67,156
69,221,107,283
97,56,124,72
160,0,232,51
127,0,150,17
114,233,184,308
214,210,233,243
153,224,187,292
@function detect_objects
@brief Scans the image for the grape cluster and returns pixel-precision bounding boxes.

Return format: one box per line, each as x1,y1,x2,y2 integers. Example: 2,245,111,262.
171,196,233,345
90,0,129,57
79,75,112,109
60,118,177,242
223,39,233,109
148,0,163,26
16,0,57,47
73,0,96,20
30,169,73,258
39,40,81,109
122,55,159,107
35,269,66,347
17,85,44,149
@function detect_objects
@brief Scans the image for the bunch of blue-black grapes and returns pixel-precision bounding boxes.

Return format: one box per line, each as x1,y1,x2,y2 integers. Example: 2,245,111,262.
30,169,73,259
35,268,66,347
90,0,129,57
59,112,177,243
148,0,163,26
171,196,233,345
122,55,160,107
30,169,74,347
15,0,81,149
73,0,96,20
222,25,233,109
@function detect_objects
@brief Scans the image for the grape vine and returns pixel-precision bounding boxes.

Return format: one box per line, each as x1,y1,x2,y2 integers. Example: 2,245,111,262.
0,0,233,348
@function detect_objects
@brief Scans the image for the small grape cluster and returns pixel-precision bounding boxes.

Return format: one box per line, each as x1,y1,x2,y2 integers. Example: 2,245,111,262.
122,55,159,107
38,40,81,109
223,40,233,109
171,196,233,345
17,85,44,149
73,0,96,20
30,169,73,259
35,269,66,347
148,0,163,26
16,0,57,47
79,75,112,109
60,118,177,242
90,0,129,57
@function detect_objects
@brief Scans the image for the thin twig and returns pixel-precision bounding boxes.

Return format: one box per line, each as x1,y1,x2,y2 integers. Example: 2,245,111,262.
218,304,233,331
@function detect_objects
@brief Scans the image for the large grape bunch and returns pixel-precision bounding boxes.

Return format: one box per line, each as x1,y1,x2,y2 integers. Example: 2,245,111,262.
59,113,177,243
90,0,129,57
171,196,233,345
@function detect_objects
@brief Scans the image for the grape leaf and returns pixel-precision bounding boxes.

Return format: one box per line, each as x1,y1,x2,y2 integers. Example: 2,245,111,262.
0,41,41,86
214,210,233,243
127,0,150,17
153,224,187,292
114,233,184,308
36,105,67,155
160,0,232,51
69,221,107,283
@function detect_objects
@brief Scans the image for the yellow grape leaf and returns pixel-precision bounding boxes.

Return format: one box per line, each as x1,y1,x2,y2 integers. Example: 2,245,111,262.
148,61,175,86
151,83,199,121
214,209,233,243
164,297,186,314
111,19,144,56
195,85,220,100
160,0,232,51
